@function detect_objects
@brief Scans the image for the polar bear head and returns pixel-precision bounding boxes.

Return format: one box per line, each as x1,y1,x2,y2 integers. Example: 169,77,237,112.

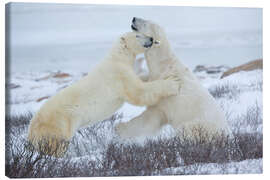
118,32,153,56
131,17,167,49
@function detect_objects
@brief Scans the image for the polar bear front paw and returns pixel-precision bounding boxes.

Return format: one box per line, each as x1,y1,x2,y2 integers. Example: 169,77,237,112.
160,68,181,96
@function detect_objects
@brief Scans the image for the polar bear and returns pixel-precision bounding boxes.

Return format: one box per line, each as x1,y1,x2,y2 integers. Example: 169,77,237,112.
116,18,231,140
27,32,181,156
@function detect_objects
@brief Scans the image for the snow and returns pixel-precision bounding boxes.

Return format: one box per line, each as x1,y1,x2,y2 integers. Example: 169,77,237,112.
205,70,263,133
115,103,146,123
7,71,84,115
161,159,262,175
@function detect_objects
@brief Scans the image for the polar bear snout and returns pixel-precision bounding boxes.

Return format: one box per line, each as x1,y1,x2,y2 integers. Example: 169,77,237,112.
131,17,138,31
132,17,136,23
132,17,145,24
131,17,145,32
135,34,153,48
143,37,153,48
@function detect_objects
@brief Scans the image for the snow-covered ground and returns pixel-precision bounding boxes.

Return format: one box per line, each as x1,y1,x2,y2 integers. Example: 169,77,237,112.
5,3,263,176
160,159,262,175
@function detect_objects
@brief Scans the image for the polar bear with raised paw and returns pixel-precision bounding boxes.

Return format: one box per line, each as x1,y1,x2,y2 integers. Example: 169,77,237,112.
27,31,181,156
116,18,231,140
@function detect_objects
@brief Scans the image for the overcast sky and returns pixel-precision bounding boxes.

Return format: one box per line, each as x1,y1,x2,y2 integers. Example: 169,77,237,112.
8,3,262,46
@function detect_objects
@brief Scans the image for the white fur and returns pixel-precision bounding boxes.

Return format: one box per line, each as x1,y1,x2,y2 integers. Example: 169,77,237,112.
116,19,231,140
27,32,180,156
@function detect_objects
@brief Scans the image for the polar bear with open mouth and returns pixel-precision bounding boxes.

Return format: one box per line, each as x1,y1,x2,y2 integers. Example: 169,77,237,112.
27,32,181,156
116,18,231,140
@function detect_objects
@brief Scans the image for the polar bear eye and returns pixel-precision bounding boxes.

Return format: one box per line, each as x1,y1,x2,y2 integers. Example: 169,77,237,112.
154,40,160,45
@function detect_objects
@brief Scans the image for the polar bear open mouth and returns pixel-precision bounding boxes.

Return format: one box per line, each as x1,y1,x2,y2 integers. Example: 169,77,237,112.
135,34,153,48
131,24,138,31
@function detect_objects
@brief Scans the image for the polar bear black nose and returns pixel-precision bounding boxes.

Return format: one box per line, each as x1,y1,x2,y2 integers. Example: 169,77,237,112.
132,17,136,23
